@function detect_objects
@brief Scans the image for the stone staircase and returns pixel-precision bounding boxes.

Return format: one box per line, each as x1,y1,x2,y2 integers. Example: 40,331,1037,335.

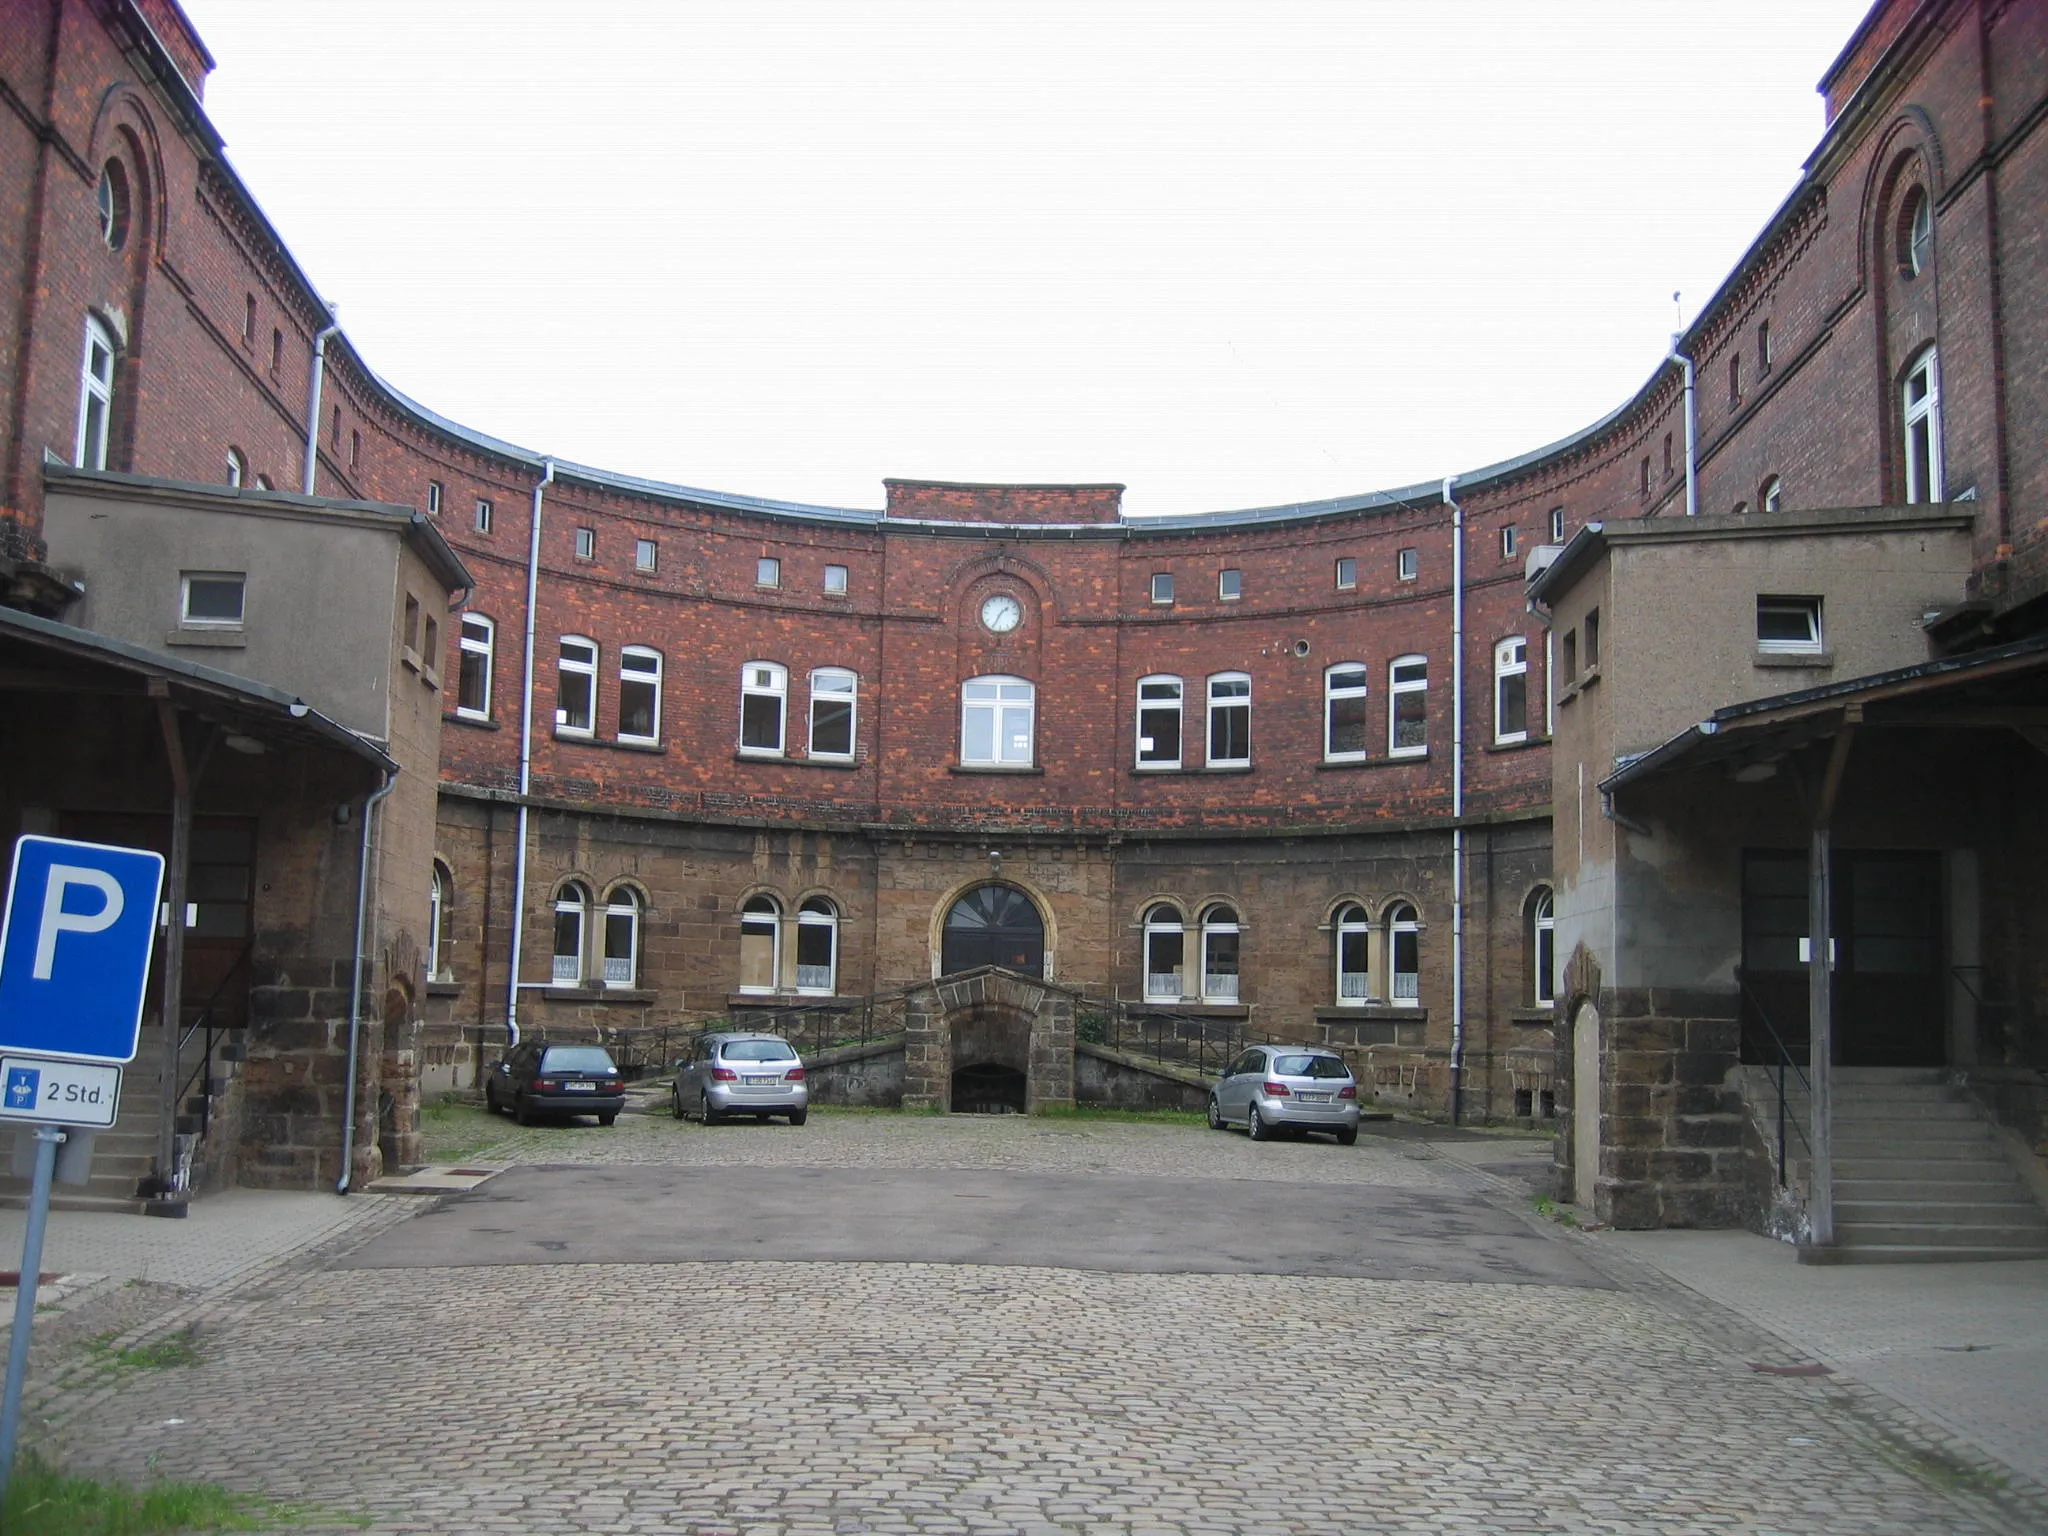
0,1056,164,1213
1829,1068,2048,1263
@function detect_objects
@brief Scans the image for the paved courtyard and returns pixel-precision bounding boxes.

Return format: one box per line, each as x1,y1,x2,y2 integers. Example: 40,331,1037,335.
10,1107,2045,1534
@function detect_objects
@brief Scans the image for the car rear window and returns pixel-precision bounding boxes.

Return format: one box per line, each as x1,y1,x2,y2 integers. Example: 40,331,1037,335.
1273,1054,1350,1079
721,1039,797,1062
539,1047,617,1074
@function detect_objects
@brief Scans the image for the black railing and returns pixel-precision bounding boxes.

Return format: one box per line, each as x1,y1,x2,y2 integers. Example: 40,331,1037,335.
1077,1000,1286,1079
1950,964,2025,1064
1736,969,1811,1187
174,939,252,1141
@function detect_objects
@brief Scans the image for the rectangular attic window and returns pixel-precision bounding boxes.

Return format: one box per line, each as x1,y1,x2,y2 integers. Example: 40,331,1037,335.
1757,596,1822,655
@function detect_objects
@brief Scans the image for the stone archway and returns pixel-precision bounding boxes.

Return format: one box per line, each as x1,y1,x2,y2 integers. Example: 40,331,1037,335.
901,967,1077,1113
1571,999,1601,1210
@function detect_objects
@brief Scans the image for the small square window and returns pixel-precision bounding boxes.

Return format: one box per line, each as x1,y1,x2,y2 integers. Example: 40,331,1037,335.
1757,596,1822,654
1397,548,1418,582
1335,556,1358,591
757,557,781,588
1218,568,1242,601
575,526,595,561
426,481,443,515
824,564,849,594
182,571,245,627
1150,572,1174,605
475,499,494,534
1549,507,1565,543
1499,526,1517,561
635,538,657,572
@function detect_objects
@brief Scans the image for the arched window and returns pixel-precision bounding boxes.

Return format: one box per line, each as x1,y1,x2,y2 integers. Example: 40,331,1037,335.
809,668,858,760
428,863,451,984
1136,676,1183,770
795,896,839,994
1387,902,1420,1005
1334,902,1372,1004
96,161,129,251
741,662,788,755
961,676,1034,766
1142,903,1185,1000
457,614,495,721
1324,664,1370,762
1529,887,1556,1008
942,885,1045,976
76,315,116,470
1494,638,1529,744
1200,903,1241,1003
602,887,642,988
739,895,781,993
1903,347,1942,504
226,448,247,488
1389,656,1428,758
1759,476,1783,514
552,881,591,985
1898,185,1933,278
556,636,597,737
1206,673,1250,768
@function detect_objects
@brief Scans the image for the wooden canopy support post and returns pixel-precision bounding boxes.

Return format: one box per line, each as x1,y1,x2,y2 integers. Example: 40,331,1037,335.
1806,711,1857,1251
149,683,190,1212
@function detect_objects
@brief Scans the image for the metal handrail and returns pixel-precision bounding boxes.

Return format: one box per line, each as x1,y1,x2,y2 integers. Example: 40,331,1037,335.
172,939,253,1141
1735,968,1812,1187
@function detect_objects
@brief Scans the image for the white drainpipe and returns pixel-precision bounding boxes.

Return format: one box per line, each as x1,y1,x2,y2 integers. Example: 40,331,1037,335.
301,305,341,495
505,458,555,1049
1669,338,1698,517
1443,475,1467,1123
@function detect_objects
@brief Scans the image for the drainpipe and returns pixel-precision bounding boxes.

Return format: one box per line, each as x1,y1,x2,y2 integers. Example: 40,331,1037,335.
1668,339,1698,517
337,768,396,1194
301,305,341,495
505,458,556,1049
1443,475,1467,1124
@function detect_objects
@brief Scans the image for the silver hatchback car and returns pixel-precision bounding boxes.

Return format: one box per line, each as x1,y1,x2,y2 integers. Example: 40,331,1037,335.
673,1032,809,1125
1207,1045,1361,1144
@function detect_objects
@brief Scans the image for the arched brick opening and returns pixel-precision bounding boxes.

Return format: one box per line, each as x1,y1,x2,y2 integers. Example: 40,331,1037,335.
901,967,1078,1113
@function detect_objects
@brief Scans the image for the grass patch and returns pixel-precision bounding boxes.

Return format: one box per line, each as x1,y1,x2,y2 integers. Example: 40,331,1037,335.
420,1094,508,1161
1033,1103,1204,1127
0,1448,346,1534
78,1326,202,1375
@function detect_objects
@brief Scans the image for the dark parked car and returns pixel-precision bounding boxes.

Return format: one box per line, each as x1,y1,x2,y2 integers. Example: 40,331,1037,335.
485,1042,626,1126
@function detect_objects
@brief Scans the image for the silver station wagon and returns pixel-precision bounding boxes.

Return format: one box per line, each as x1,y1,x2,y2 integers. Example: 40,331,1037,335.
673,1031,809,1126
1207,1045,1361,1144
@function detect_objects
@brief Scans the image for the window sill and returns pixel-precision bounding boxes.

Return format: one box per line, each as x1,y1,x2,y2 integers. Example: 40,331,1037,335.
737,749,788,763
543,985,657,1004
1755,650,1833,669
1316,753,1429,771
1315,1004,1428,1024
164,628,246,649
1484,735,1550,754
1125,1001,1249,1020
1511,1006,1557,1026
736,752,860,770
553,728,597,744
425,979,462,999
446,712,500,729
951,764,1045,775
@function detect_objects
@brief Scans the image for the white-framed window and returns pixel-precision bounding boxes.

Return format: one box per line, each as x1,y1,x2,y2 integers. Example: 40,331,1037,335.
1142,903,1186,1001
739,894,781,993
255,474,273,490
1900,186,1933,278
1903,347,1942,503
1530,887,1556,1007
1324,663,1370,762
1335,556,1358,591
1396,547,1418,582
1200,904,1241,1003
795,896,838,994
226,448,246,487
1218,569,1242,601
475,498,494,534
602,886,642,988
809,667,857,760
1389,655,1427,758
96,161,128,250
1494,637,1529,744
962,675,1034,766
635,538,657,573
76,315,116,470
427,480,443,516
1549,507,1565,543
1760,476,1783,513
740,661,788,755
1206,673,1250,768
457,614,494,720
1757,596,1823,655
1759,319,1772,372
1388,902,1420,1004
1335,902,1371,1004
181,571,245,628
618,646,662,744
552,881,591,985
428,863,451,983
1499,526,1517,561
575,526,595,561
556,636,597,736
824,563,849,594
757,556,781,588
1135,675,1183,770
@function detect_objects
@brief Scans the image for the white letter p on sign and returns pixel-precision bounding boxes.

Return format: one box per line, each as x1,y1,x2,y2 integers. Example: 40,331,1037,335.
32,865,125,980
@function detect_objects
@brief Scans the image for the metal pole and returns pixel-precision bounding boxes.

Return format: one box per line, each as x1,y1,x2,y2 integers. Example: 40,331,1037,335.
154,698,191,1205
1808,824,1835,1247
0,1125,65,1492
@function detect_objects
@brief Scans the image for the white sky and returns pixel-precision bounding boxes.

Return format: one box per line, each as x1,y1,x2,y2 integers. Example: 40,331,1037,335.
177,1,1877,516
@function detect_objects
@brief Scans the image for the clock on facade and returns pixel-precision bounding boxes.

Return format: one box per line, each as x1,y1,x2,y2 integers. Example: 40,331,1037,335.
980,593,1023,634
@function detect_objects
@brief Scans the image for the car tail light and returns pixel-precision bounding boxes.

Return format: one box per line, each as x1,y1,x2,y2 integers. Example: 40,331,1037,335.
785,1067,806,1081
1338,1084,1357,1099
534,1078,557,1090
602,1079,622,1091
1262,1081,1290,1097
712,1067,738,1082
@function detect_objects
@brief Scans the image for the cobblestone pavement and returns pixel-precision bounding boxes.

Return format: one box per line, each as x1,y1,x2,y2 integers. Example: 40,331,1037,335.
19,1107,2043,1535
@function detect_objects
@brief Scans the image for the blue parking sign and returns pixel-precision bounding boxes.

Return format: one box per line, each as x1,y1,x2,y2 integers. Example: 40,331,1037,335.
0,836,166,1064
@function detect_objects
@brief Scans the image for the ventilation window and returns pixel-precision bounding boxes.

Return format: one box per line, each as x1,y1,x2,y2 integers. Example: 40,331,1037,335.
824,564,849,594
182,571,245,628
1548,507,1565,543
1757,596,1823,656
1899,186,1933,278
426,480,442,515
1217,568,1242,601
575,526,595,561
1335,557,1358,591
475,498,494,534
1150,572,1174,605
635,538,657,573
1758,319,1772,373
757,557,780,588
1498,526,1517,561
1396,548,1418,582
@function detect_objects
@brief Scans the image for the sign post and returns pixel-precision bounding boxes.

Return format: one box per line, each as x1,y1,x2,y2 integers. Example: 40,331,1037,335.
0,835,164,1495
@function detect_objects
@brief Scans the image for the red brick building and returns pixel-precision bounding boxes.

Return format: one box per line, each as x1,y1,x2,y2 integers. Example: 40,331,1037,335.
4,1,2047,1181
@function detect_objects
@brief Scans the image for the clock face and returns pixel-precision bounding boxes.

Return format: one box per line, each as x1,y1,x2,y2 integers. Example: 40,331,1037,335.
980,593,1023,634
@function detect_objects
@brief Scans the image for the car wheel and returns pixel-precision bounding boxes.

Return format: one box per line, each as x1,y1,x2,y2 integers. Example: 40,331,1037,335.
700,1094,719,1127
1206,1095,1226,1131
671,1087,685,1121
513,1094,534,1127
483,1082,499,1116
789,1109,808,1127
1336,1126,1358,1146
599,1112,618,1127
1247,1104,1271,1142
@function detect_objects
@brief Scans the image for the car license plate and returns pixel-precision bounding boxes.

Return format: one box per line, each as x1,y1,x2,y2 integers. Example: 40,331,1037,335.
744,1075,778,1085
1297,1091,1330,1102
564,1081,596,1092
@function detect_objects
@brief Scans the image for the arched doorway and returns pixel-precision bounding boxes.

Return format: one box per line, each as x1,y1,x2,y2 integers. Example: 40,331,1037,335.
1572,999,1601,1210
941,884,1045,977
951,1062,1027,1114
